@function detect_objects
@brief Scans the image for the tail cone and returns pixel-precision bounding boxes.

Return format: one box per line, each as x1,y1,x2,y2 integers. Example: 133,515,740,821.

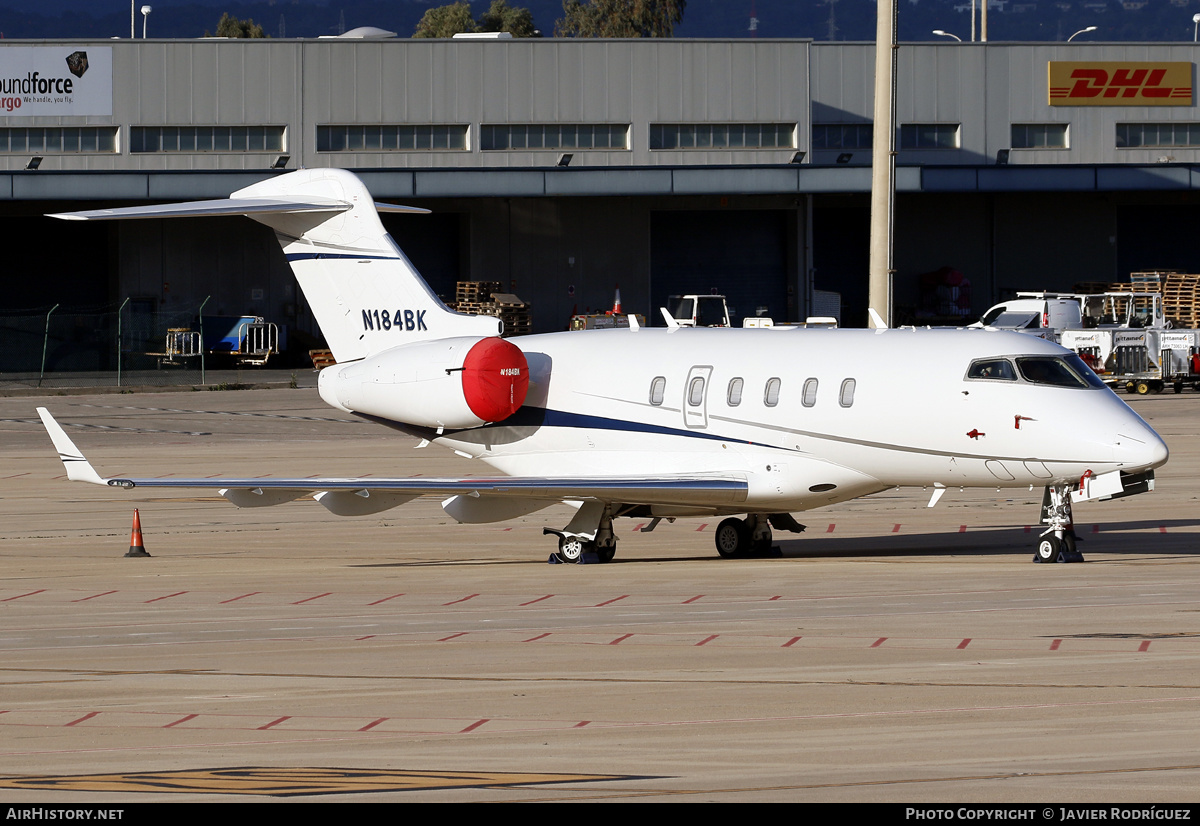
126,508,151,558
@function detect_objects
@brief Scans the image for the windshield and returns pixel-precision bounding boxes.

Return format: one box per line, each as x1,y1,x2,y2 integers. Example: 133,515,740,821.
1016,355,1107,389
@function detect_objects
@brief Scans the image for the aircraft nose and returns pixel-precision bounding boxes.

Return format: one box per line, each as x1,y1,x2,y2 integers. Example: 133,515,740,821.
1114,423,1169,472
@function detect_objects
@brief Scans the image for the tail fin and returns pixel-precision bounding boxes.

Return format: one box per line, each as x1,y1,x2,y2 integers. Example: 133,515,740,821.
50,168,500,363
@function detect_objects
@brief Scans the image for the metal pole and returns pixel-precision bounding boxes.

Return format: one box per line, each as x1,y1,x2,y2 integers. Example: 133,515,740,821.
199,295,210,385
38,304,59,389
117,297,130,387
868,0,897,327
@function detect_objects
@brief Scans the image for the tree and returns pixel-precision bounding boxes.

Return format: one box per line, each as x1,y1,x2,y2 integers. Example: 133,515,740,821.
479,1,539,37
413,2,479,38
210,13,266,38
555,0,685,38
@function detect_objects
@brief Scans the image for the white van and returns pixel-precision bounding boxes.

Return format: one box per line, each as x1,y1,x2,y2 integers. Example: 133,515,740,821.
973,297,1083,330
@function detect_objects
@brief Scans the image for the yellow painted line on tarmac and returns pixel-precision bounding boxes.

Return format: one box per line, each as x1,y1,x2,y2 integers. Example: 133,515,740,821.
0,767,631,797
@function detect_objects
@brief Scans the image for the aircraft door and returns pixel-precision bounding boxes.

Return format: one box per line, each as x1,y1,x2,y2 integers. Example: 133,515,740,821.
683,365,714,429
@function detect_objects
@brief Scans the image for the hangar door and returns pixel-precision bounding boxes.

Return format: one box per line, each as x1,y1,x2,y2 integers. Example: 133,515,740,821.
650,210,790,326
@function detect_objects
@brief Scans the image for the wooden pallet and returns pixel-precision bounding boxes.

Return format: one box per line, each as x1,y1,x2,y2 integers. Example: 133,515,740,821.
309,349,336,370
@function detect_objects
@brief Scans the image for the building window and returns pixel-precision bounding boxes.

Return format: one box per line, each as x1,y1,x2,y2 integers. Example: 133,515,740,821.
1011,123,1068,149
900,123,960,150
650,123,795,150
649,376,666,406
0,126,117,153
131,125,285,153
727,378,744,407
316,124,467,152
1116,123,1200,148
812,123,873,150
481,124,627,151
764,377,781,407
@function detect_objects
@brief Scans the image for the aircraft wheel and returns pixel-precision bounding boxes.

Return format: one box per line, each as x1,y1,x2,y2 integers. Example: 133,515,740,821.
1035,535,1059,563
715,517,749,558
557,536,589,564
595,545,616,563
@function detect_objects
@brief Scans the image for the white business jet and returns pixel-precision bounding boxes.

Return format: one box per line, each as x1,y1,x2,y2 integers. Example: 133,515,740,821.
38,169,1168,564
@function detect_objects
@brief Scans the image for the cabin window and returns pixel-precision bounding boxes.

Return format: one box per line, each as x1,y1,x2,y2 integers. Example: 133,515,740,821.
688,376,706,407
764,378,781,407
966,359,1017,381
727,378,744,406
802,378,818,407
839,378,857,407
649,376,666,405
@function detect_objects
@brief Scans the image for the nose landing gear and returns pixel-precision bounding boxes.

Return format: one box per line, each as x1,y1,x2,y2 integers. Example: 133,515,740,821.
1034,484,1084,563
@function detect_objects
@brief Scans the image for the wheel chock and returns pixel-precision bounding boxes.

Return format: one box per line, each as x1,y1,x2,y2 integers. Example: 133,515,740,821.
547,552,563,564
580,551,600,564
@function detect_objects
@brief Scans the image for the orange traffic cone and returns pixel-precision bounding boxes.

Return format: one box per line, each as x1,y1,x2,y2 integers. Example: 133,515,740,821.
126,509,151,557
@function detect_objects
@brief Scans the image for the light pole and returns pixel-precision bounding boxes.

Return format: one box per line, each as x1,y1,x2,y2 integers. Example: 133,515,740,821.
1193,13,1199,42
1068,25,1097,42
932,29,962,41
141,5,151,38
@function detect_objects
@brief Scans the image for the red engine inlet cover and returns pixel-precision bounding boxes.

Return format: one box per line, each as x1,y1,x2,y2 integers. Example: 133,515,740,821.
461,337,530,423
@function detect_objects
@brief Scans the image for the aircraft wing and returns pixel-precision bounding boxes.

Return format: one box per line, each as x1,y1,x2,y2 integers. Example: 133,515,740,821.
48,198,428,222
37,408,746,513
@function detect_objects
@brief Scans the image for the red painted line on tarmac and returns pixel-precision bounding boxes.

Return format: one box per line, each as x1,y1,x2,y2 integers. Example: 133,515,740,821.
257,716,291,730
443,594,479,606
1024,525,1031,533
359,718,388,732
144,591,188,603
826,524,836,532
1160,526,1168,533
870,637,888,648
72,591,117,602
595,595,629,607
683,595,704,604
460,719,490,733
696,635,718,646
519,595,554,606
609,634,633,645
439,633,467,642
959,525,967,533
957,638,971,649
501,527,512,531
2,472,28,478
219,592,260,604
292,592,331,605
768,595,782,601
1092,524,1100,533
205,473,224,478
892,524,901,533
782,636,802,647
2,590,46,602
574,721,591,728
1050,639,1062,650
164,714,198,728
696,523,708,531
523,633,551,642
355,636,376,641
367,593,404,605
65,712,99,727
633,523,645,531
1139,640,1152,652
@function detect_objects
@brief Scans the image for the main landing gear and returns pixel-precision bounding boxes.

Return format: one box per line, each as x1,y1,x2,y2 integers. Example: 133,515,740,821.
544,501,617,564
1034,483,1084,564
714,513,806,559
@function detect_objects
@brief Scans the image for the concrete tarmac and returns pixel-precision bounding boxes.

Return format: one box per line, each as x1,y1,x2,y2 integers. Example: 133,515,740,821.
1,388,1198,802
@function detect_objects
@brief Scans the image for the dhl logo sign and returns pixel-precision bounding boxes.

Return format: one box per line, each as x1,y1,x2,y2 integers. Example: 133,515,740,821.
1049,62,1192,106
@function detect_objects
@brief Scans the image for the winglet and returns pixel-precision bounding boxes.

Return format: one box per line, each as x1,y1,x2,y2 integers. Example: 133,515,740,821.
36,408,107,485
867,308,889,330
659,307,680,329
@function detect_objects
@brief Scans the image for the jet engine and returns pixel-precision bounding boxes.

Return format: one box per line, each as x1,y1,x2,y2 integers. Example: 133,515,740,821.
318,336,529,429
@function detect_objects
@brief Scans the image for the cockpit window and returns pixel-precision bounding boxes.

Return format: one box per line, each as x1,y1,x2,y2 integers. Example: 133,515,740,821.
1016,356,1104,389
966,359,1017,381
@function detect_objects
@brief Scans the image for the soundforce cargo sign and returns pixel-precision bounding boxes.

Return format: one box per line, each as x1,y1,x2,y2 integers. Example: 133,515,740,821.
1049,62,1192,106
0,47,112,116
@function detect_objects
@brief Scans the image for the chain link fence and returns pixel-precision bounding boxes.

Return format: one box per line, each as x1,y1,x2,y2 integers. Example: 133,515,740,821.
0,299,221,389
